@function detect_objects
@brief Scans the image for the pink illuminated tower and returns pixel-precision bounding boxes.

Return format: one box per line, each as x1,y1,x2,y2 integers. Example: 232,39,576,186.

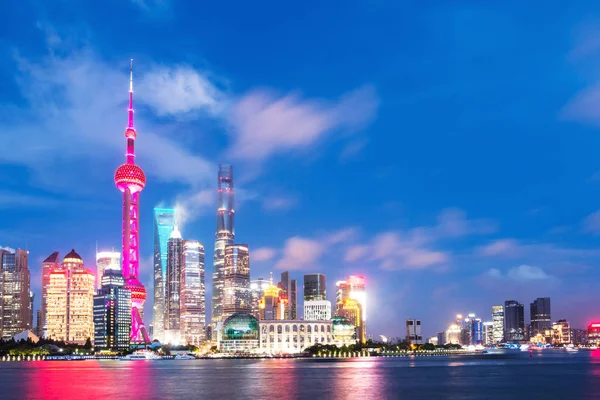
114,60,150,345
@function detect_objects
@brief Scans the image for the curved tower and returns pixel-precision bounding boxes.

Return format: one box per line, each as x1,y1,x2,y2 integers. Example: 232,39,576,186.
114,60,150,345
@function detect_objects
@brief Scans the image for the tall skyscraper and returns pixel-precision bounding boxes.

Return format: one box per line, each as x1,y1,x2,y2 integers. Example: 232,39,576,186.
93,259,131,351
504,300,525,342
180,240,205,346
113,60,149,345
483,321,494,345
152,207,175,343
250,278,269,319
96,251,121,290
279,272,297,320
530,297,551,335
0,247,31,339
259,281,287,321
165,227,183,342
492,305,504,344
336,275,367,342
406,319,423,344
222,244,251,318
304,274,326,301
46,250,95,345
41,251,60,337
212,164,235,325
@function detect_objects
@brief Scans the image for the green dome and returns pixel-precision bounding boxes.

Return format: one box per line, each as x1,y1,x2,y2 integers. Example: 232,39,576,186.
332,316,355,340
223,313,259,340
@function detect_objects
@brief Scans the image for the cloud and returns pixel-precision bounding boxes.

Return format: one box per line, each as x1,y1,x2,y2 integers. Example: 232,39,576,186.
344,245,369,263
274,237,325,270
252,247,277,262
435,208,497,238
339,138,368,162
582,210,600,234
0,191,62,209
326,227,358,245
262,195,299,212
486,265,555,282
227,85,378,162
476,239,521,257
174,189,215,232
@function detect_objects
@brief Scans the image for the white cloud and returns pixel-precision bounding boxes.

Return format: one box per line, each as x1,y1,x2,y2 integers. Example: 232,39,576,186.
174,189,215,233
274,237,325,270
477,239,521,257
435,208,497,238
252,247,277,262
326,227,358,245
262,195,298,211
486,265,556,282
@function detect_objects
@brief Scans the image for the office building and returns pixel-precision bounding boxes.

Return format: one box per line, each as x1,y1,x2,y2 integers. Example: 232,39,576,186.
96,251,120,290
304,300,332,321
0,247,31,339
180,240,205,346
222,244,251,318
259,281,287,321
552,319,571,345
572,329,588,345
250,278,269,319
437,331,446,346
279,271,297,320
336,275,367,342
335,298,362,342
483,321,494,345
492,305,504,344
406,319,423,344
41,251,60,337
304,274,326,301
46,250,95,345
530,297,551,336
152,207,176,343
589,323,600,346
446,324,461,345
165,227,183,340
212,164,235,325
504,300,525,342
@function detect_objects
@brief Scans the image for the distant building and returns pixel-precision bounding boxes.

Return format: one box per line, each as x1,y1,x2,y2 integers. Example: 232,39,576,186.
572,329,588,345
96,251,120,290
152,207,176,344
259,281,287,321
437,331,447,346
250,278,269,319
483,321,494,345
552,319,571,345
41,252,60,337
219,313,259,354
446,324,461,345
304,300,332,321
406,319,423,344
336,276,367,343
304,274,326,301
429,336,438,346
530,297,551,336
335,298,362,343
278,272,297,320
180,240,205,346
492,305,504,344
165,227,183,340
222,244,251,319
0,247,31,339
35,309,42,338
504,300,524,342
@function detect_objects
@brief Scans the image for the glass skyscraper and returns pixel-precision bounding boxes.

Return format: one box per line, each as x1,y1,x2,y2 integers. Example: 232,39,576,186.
0,247,31,340
492,305,504,344
304,273,326,301
212,164,235,325
504,300,525,342
279,272,297,320
222,244,250,318
165,227,183,336
530,297,551,335
153,207,175,342
93,264,131,351
180,240,205,346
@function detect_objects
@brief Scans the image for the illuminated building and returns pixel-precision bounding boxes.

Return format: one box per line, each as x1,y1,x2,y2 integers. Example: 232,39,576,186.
530,297,551,336
46,250,95,345
114,61,150,346
504,300,525,342
552,319,571,345
93,263,131,351
0,247,31,339
589,323,600,346
278,271,297,320
250,278,269,318
96,251,121,290
437,331,446,345
335,298,362,343
259,281,287,320
180,240,205,346
212,164,235,326
304,273,326,301
41,251,60,337
336,275,367,342
304,300,332,321
222,244,251,319
446,324,461,345
463,314,483,345
218,313,259,353
429,337,438,345
259,317,355,354
165,226,183,343
492,305,504,344
483,321,494,345
406,319,423,344
572,329,588,345
152,207,175,343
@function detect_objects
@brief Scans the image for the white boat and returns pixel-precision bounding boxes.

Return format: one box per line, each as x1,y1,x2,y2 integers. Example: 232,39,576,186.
565,345,579,352
173,353,196,360
120,350,162,361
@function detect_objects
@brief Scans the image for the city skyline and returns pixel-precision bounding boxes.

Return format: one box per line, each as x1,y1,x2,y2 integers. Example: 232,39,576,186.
6,2,600,339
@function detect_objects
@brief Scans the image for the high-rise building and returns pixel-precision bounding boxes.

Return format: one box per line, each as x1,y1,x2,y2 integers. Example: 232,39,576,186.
504,300,525,342
212,164,235,326
406,319,423,344
46,250,95,345
0,247,31,339
35,309,42,338
572,329,588,345
278,272,297,320
492,305,504,344
304,274,326,301
165,227,183,342
446,324,461,345
335,298,362,343
437,331,447,346
551,319,571,345
93,261,131,351
41,251,60,337
152,207,175,343
222,244,251,319
96,251,121,290
483,321,494,345
336,276,367,342
180,240,205,346
530,297,551,336
250,278,269,319
114,61,150,345
589,323,600,346
259,282,287,321
304,300,332,321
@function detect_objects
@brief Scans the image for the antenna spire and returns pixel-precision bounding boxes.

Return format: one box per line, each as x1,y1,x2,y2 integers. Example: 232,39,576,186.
129,58,133,92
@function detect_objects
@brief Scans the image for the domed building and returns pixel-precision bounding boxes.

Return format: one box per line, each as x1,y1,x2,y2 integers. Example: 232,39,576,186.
219,313,260,353
332,316,356,346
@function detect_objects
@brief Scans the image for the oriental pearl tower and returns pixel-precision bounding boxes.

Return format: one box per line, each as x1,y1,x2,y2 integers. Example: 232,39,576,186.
114,60,150,345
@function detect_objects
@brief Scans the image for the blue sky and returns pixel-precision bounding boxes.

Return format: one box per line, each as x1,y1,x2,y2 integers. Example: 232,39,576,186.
4,0,600,338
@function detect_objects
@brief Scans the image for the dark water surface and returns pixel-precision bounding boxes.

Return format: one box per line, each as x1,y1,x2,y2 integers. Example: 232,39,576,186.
2,351,600,399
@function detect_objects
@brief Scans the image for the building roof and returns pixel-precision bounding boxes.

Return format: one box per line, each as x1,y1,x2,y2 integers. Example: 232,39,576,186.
43,251,60,263
63,249,82,261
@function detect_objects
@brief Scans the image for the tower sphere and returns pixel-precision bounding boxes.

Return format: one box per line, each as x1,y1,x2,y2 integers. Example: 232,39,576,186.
125,277,147,309
115,163,146,192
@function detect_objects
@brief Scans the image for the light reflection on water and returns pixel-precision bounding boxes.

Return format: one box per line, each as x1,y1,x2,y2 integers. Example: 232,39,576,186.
1,352,599,399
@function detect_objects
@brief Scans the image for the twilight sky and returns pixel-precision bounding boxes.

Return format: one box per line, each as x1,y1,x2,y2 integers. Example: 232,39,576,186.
3,0,600,339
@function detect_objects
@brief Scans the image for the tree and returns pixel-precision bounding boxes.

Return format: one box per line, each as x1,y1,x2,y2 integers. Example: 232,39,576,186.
84,338,92,350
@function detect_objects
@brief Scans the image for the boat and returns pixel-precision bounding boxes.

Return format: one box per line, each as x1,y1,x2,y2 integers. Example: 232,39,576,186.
120,350,162,361
565,345,579,352
173,353,196,360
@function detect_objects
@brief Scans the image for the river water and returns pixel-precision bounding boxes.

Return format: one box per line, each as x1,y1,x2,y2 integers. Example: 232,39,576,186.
1,350,598,399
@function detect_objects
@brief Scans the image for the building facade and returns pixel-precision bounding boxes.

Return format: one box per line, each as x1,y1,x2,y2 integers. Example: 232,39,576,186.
492,305,504,344
304,274,326,301
552,319,571,345
152,207,176,343
278,272,297,320
41,252,60,338
406,319,423,344
93,266,131,351
96,251,120,290
336,276,367,342
212,164,235,326
504,300,525,342
259,282,287,321
165,227,183,342
304,300,332,321
483,321,494,345
0,248,31,339
222,244,251,319
530,297,551,336
250,278,269,319
180,240,205,346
